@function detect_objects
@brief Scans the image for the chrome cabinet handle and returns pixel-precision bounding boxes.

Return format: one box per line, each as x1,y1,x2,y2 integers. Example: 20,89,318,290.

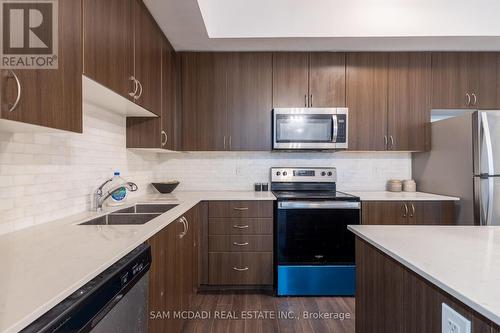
6,70,21,112
182,216,189,233
233,267,249,271
233,207,249,211
178,217,187,238
128,76,138,97
304,94,307,107
466,93,471,106
402,203,408,218
161,131,168,147
410,203,416,218
310,94,313,107
233,225,249,229
389,136,395,150
134,80,143,100
233,242,249,246
223,136,226,149
472,93,478,106
384,136,388,149
229,136,232,150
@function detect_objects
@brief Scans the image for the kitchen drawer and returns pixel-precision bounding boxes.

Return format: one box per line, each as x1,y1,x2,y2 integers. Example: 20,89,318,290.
209,218,273,235
208,201,273,218
209,235,273,252
209,252,273,285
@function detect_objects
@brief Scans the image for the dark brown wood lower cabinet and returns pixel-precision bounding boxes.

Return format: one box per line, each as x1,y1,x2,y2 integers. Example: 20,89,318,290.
208,252,273,285
356,238,499,333
148,205,199,333
362,201,455,225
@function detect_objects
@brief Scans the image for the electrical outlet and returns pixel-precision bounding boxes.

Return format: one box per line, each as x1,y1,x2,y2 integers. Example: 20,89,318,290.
442,303,471,333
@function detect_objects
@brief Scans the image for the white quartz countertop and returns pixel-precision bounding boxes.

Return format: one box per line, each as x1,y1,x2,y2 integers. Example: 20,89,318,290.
348,191,460,201
0,189,457,332
0,191,275,333
348,225,500,326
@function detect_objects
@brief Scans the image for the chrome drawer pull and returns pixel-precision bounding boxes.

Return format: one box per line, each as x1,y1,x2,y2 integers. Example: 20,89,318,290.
233,225,249,229
233,267,249,272
233,242,249,246
233,207,249,211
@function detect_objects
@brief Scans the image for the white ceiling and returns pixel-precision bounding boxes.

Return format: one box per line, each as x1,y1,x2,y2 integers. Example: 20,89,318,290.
143,0,500,51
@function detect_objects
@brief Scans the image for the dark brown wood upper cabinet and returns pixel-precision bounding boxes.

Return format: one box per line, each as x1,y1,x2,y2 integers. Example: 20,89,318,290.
273,52,346,108
273,53,310,107
126,37,177,150
161,38,177,150
83,0,134,100
194,53,227,151
388,53,432,151
309,53,346,107
133,0,162,116
431,52,479,109
181,52,273,151
181,53,227,151
227,53,273,151
476,52,500,109
346,53,388,151
0,0,82,133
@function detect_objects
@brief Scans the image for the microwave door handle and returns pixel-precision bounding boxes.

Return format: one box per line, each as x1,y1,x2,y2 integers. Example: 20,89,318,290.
332,115,338,142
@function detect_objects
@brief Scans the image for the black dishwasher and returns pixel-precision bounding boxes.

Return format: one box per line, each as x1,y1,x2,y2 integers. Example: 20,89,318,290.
21,243,151,333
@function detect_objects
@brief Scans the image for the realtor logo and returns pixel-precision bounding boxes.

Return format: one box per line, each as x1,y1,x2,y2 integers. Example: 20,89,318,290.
0,0,58,69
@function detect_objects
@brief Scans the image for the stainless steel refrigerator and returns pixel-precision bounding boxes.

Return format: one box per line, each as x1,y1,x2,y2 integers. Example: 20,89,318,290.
413,110,500,226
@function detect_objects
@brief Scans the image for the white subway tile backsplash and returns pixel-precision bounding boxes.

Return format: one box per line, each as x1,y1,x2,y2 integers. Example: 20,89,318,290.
0,104,158,234
154,151,412,192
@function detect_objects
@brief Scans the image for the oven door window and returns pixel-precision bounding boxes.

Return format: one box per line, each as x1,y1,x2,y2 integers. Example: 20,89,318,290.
277,207,359,265
275,114,333,143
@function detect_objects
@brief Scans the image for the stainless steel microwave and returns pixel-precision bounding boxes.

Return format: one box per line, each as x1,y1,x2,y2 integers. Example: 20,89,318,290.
273,108,348,150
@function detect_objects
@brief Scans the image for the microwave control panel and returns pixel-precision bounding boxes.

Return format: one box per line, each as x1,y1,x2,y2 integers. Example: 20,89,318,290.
336,114,347,143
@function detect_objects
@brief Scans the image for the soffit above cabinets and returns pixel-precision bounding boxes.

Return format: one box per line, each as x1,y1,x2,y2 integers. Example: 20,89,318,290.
143,0,500,51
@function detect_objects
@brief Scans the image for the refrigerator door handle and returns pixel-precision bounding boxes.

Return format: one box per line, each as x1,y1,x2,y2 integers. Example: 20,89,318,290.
481,112,495,176
487,178,494,226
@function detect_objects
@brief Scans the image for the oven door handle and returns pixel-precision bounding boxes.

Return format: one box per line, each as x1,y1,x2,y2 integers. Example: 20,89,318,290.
278,201,360,210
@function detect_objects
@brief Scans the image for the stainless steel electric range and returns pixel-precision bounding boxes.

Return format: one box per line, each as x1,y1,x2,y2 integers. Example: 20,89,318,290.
271,167,360,296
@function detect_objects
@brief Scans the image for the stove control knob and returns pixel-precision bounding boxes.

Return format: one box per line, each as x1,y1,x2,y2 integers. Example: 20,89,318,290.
327,172,333,176
276,171,281,176
283,171,287,176
321,172,326,176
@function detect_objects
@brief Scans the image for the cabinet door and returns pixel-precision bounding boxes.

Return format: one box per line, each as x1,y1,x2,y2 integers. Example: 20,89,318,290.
133,0,162,116
161,38,177,150
309,52,346,107
227,52,273,151
148,219,181,333
346,53,388,151
83,0,134,99
272,53,309,107
410,201,455,225
476,52,500,109
193,53,227,151
0,0,82,133
388,53,432,151
362,201,408,225
431,52,478,109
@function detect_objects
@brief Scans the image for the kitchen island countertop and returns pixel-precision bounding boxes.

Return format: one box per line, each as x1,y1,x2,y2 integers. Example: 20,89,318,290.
348,225,500,326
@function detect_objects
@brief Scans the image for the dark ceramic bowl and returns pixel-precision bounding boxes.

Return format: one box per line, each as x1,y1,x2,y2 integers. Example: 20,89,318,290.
151,181,180,194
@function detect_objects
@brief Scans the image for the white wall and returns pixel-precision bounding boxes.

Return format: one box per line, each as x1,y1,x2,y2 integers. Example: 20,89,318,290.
154,151,411,192
0,103,157,235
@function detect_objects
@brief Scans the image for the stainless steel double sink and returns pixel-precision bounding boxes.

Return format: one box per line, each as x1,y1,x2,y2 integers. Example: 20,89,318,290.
79,204,178,225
